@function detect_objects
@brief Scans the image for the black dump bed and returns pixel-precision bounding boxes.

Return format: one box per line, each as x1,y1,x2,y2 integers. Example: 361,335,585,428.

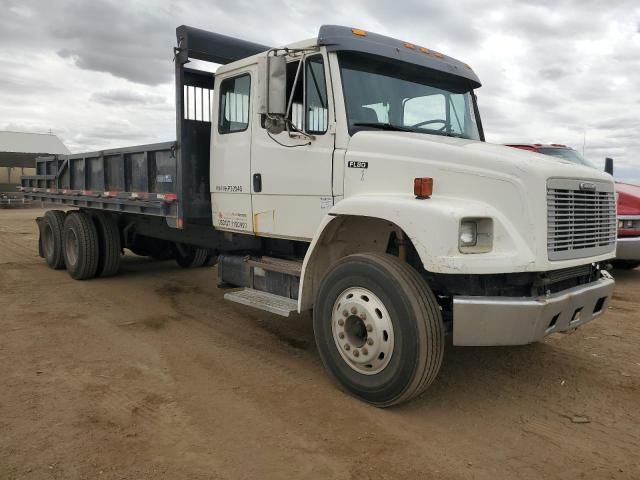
21,25,269,230
21,142,186,226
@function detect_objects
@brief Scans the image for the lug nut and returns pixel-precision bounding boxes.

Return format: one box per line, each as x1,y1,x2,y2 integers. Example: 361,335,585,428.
345,344,351,351
351,307,358,314
366,324,373,332
338,319,344,326
367,338,374,346
362,348,368,355
353,349,360,357
342,310,348,317
360,313,367,320
339,332,344,339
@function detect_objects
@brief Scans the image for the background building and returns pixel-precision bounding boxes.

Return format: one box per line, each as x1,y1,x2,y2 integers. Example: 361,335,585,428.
0,131,70,192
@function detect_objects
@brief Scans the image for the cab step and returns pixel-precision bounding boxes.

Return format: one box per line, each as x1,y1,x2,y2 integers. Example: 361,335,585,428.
224,288,298,317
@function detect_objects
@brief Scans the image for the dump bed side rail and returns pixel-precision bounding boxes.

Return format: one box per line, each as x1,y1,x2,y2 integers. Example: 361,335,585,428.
21,142,179,220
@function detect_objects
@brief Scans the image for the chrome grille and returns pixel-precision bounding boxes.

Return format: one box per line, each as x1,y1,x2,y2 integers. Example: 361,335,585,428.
547,178,616,261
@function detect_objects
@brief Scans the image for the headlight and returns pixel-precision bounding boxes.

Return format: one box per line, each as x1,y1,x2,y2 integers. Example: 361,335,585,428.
459,221,477,247
459,218,493,253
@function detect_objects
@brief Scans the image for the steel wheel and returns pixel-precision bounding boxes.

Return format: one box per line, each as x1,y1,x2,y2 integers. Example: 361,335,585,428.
331,287,394,375
64,228,79,267
42,222,55,259
313,252,444,407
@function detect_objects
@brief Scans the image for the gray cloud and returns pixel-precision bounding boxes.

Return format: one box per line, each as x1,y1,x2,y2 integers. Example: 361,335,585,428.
0,0,638,182
90,89,168,106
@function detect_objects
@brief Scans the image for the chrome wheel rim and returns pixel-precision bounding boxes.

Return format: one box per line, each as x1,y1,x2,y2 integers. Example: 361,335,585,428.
331,287,394,375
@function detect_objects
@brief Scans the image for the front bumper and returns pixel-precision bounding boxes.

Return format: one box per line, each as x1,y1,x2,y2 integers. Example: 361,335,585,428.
616,236,640,261
452,271,614,346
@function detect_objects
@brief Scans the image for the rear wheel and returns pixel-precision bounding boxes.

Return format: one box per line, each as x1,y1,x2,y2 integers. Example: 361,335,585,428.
41,210,66,270
91,211,121,277
202,253,218,267
62,211,99,280
313,253,444,407
174,244,209,268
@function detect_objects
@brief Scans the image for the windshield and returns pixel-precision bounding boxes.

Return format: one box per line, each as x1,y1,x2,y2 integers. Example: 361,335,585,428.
338,51,482,140
537,148,597,169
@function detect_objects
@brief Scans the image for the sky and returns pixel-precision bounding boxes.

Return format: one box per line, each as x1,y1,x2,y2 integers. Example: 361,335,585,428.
1,0,639,182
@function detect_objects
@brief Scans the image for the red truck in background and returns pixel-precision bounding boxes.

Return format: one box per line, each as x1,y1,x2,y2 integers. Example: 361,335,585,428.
506,144,640,270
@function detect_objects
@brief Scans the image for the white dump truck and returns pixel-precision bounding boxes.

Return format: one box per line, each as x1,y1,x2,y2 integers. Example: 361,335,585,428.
22,25,616,406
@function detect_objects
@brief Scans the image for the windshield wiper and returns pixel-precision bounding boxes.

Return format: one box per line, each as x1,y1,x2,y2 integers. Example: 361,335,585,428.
353,122,468,139
439,131,465,138
353,122,414,132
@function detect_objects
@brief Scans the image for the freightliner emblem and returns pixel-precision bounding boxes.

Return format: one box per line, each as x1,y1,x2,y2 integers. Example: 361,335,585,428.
579,182,596,192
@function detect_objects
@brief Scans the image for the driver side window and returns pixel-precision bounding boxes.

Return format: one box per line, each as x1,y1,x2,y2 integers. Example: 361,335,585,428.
403,94,446,128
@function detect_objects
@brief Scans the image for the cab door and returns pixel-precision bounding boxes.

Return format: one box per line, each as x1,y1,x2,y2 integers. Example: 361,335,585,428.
250,53,335,240
211,67,255,233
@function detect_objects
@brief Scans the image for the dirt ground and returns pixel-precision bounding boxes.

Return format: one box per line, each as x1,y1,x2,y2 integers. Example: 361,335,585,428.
1,208,639,480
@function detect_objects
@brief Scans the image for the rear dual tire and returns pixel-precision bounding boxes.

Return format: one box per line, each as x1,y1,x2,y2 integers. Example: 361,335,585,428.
313,253,444,407
91,212,121,277
62,211,100,280
40,210,66,270
174,244,210,268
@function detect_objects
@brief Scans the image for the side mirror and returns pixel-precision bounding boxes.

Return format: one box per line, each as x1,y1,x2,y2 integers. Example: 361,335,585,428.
258,54,286,114
605,157,614,176
258,55,287,134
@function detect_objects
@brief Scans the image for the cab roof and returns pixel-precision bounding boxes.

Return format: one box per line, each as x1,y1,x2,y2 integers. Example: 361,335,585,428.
318,25,481,88
212,25,481,88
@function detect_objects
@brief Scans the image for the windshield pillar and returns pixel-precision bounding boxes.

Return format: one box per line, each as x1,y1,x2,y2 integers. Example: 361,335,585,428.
471,91,485,142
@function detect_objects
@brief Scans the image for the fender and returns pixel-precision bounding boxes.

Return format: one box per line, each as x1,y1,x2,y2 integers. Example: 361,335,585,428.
298,193,536,312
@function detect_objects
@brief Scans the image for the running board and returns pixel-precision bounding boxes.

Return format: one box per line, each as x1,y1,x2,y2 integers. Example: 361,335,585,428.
224,288,298,317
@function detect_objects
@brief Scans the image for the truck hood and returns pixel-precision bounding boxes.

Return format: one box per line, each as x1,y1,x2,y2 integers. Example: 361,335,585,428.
616,182,640,216
343,131,616,272
345,131,613,189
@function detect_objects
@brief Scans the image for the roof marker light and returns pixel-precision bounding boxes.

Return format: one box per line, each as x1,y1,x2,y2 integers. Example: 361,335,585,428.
351,28,367,37
404,42,415,49
433,51,444,59
420,47,430,54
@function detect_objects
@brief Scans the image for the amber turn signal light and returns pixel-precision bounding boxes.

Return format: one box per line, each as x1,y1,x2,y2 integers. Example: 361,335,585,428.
414,177,433,199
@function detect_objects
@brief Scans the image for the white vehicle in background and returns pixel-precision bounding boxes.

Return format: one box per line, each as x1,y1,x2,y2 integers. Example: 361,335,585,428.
23,26,616,406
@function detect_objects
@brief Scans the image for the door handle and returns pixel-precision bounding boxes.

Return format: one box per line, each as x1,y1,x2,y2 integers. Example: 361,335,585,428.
253,173,262,193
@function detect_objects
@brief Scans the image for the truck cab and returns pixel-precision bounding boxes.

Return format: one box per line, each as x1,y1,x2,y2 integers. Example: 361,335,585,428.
506,143,640,269
23,26,617,407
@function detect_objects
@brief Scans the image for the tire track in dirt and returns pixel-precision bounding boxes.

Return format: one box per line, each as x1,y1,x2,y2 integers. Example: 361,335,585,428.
0,232,38,262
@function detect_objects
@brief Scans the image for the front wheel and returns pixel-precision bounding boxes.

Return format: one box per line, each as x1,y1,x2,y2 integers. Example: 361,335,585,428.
313,253,444,407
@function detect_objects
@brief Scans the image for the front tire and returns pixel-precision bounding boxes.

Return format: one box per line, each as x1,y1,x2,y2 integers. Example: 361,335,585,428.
313,253,444,407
